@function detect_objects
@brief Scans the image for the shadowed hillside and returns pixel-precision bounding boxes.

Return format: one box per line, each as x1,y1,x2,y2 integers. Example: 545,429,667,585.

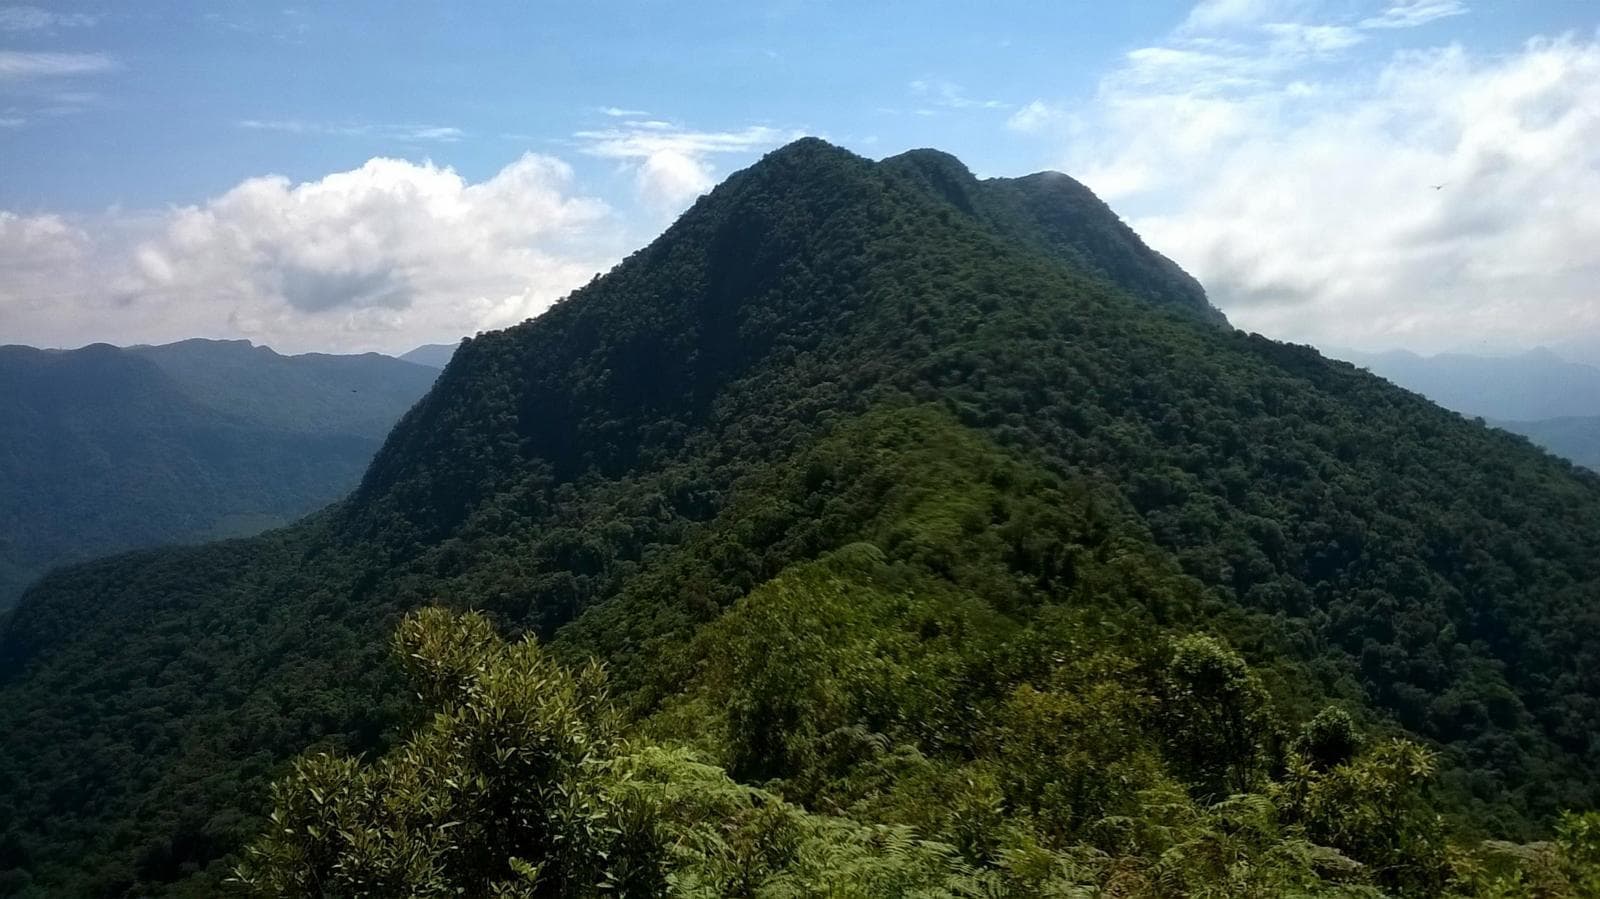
0,341,436,609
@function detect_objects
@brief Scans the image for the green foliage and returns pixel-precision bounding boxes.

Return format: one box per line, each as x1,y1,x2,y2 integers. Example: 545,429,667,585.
6,138,1600,897
1281,739,1451,894
1159,634,1275,800
234,609,633,897
1554,811,1600,895
237,610,1416,899
1299,707,1366,772
234,610,1064,898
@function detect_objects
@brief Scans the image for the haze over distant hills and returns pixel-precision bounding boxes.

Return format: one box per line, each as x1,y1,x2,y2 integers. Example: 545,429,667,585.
1497,416,1600,472
6,140,1600,895
0,339,436,609
1332,347,1600,421
397,342,461,369
1330,347,1600,469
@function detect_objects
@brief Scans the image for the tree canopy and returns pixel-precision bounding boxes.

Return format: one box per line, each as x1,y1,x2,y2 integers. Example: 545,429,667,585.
4,139,1600,897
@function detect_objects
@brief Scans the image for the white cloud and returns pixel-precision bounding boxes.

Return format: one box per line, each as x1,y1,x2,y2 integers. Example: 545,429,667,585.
1006,99,1067,133
0,50,114,79
238,119,465,142
0,155,622,354
1262,22,1365,55
909,78,1008,110
1360,0,1468,30
1182,0,1309,32
599,106,648,117
575,122,801,211
406,125,464,142
633,151,716,210
0,5,97,31
1056,11,1600,353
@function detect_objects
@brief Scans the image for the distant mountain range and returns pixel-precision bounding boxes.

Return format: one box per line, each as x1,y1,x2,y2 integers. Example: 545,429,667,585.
398,342,460,369
1495,415,1600,471
1331,347,1600,421
0,339,437,609
1332,347,1600,469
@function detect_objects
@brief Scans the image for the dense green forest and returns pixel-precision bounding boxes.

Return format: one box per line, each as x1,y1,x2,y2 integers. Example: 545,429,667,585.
4,139,1600,896
0,340,436,608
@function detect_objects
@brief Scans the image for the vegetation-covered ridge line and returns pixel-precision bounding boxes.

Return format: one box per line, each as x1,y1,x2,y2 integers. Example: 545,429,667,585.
0,339,435,610
5,138,1600,897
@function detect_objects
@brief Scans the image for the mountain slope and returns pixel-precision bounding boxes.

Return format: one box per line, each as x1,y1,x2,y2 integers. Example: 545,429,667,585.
1336,347,1600,421
3,139,1600,896
397,342,460,369
882,148,1227,326
1497,415,1600,471
129,338,439,438
0,341,435,609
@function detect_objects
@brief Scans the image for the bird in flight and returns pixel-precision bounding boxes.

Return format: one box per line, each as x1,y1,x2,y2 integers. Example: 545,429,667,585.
1430,183,1447,190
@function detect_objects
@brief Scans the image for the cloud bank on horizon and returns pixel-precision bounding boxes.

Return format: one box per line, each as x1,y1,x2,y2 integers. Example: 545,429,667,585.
0,0,1595,356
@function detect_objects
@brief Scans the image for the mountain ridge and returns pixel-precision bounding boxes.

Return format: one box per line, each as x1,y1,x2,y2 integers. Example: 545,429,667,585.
3,139,1600,895
0,339,436,609
1334,346,1600,421
397,342,460,369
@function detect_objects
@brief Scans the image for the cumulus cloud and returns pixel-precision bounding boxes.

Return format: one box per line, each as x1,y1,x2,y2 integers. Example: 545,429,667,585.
0,155,621,353
1032,1,1600,354
1007,100,1068,134
575,121,801,211
0,211,94,331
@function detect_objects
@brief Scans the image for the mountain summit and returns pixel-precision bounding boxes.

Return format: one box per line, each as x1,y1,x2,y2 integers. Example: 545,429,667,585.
3,139,1600,895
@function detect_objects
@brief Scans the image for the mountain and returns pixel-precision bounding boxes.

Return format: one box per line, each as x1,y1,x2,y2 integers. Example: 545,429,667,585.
128,339,440,438
1497,415,1600,471
1334,347,1600,421
4,140,1600,896
0,340,436,609
397,341,461,369
1328,348,1600,469
883,149,1228,327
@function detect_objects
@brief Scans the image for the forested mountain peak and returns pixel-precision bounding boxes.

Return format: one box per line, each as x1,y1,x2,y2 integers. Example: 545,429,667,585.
5,139,1600,896
881,144,1225,326
350,139,1222,543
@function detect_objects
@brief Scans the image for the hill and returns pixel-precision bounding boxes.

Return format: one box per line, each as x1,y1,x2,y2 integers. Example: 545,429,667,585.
0,341,436,609
129,339,440,438
1496,416,1600,471
397,342,461,369
1329,347,1600,469
1334,347,1600,421
3,140,1600,896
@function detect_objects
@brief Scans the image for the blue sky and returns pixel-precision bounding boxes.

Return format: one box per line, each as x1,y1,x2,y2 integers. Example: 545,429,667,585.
2,0,1598,357
0,2,1185,211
